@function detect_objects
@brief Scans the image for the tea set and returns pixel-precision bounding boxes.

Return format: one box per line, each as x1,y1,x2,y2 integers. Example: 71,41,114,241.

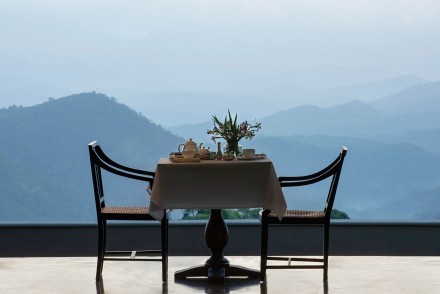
175,138,262,161
177,139,212,159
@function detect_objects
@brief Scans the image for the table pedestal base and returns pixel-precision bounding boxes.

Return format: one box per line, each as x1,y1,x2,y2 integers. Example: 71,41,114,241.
174,264,260,283
174,209,260,283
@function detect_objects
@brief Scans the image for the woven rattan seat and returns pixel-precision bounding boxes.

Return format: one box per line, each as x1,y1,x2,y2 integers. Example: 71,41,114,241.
272,209,326,218
260,146,348,282
101,206,150,215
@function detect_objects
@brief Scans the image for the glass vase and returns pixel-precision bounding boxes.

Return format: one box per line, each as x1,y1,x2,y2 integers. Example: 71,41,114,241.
223,140,243,157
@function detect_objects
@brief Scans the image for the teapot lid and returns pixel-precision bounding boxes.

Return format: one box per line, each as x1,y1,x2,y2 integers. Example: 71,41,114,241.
199,146,210,152
185,138,197,147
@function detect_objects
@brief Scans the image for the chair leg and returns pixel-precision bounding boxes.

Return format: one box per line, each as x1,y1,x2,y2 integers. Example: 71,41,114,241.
96,219,106,281
161,215,168,283
260,216,269,282
102,220,107,274
323,223,330,282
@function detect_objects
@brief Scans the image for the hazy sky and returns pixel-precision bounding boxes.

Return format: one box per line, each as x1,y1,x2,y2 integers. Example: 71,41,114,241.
1,0,440,124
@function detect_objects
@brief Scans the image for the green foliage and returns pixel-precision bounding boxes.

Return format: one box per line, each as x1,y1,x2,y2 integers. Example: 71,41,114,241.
236,208,260,219
182,209,211,220
207,110,261,144
182,208,348,220
331,209,350,219
181,208,261,220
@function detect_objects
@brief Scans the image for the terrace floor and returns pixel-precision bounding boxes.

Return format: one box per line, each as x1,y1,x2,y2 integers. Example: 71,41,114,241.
1,256,439,293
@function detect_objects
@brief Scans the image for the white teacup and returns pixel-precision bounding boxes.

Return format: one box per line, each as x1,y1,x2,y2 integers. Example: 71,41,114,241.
242,148,255,158
182,150,196,158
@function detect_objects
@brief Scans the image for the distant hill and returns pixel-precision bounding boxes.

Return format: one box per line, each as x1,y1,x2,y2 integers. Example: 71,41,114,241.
169,77,438,142
168,120,214,145
364,186,440,219
369,80,440,114
255,99,440,140
258,100,386,137
309,74,427,106
165,128,440,219
0,73,72,108
248,135,440,219
2,92,440,221
167,101,387,139
168,108,440,219
123,91,227,127
376,128,440,156
0,92,183,221
126,75,426,127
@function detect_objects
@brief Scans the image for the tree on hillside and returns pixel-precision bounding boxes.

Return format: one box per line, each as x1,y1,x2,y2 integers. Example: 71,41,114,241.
331,209,350,219
181,208,261,220
181,208,350,220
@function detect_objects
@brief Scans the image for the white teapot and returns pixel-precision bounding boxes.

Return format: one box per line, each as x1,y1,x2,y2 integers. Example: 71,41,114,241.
198,143,210,159
178,138,199,154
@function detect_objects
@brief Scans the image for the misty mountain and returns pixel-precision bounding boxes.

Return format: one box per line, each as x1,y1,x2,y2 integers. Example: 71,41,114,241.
309,74,427,106
365,186,440,220
169,97,440,155
257,99,440,140
1,92,440,221
124,89,308,128
369,80,440,114
376,128,440,156
259,100,385,137
169,76,440,141
168,120,214,146
123,91,229,127
0,92,183,221
247,135,440,219
169,123,440,219
121,74,426,127
0,73,72,108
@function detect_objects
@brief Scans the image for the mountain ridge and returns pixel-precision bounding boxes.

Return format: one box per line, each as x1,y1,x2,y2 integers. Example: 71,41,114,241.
369,80,440,114
1,92,440,221
0,92,183,221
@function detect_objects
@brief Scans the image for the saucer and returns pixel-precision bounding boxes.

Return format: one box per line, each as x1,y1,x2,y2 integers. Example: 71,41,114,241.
222,154,235,161
237,155,258,160
237,154,266,160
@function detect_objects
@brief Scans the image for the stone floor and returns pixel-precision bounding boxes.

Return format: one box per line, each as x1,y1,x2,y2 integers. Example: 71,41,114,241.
1,256,439,293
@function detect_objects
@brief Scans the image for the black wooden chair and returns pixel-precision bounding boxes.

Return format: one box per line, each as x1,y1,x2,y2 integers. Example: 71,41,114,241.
260,146,348,282
88,141,168,283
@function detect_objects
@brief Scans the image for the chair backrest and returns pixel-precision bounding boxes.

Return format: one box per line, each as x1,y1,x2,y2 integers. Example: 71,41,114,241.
88,141,155,215
278,146,348,218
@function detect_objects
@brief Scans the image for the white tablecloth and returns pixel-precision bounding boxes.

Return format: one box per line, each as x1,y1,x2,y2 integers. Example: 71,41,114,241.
149,158,287,220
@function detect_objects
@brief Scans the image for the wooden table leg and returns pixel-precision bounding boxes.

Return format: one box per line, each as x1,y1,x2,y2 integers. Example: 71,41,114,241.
174,209,260,283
